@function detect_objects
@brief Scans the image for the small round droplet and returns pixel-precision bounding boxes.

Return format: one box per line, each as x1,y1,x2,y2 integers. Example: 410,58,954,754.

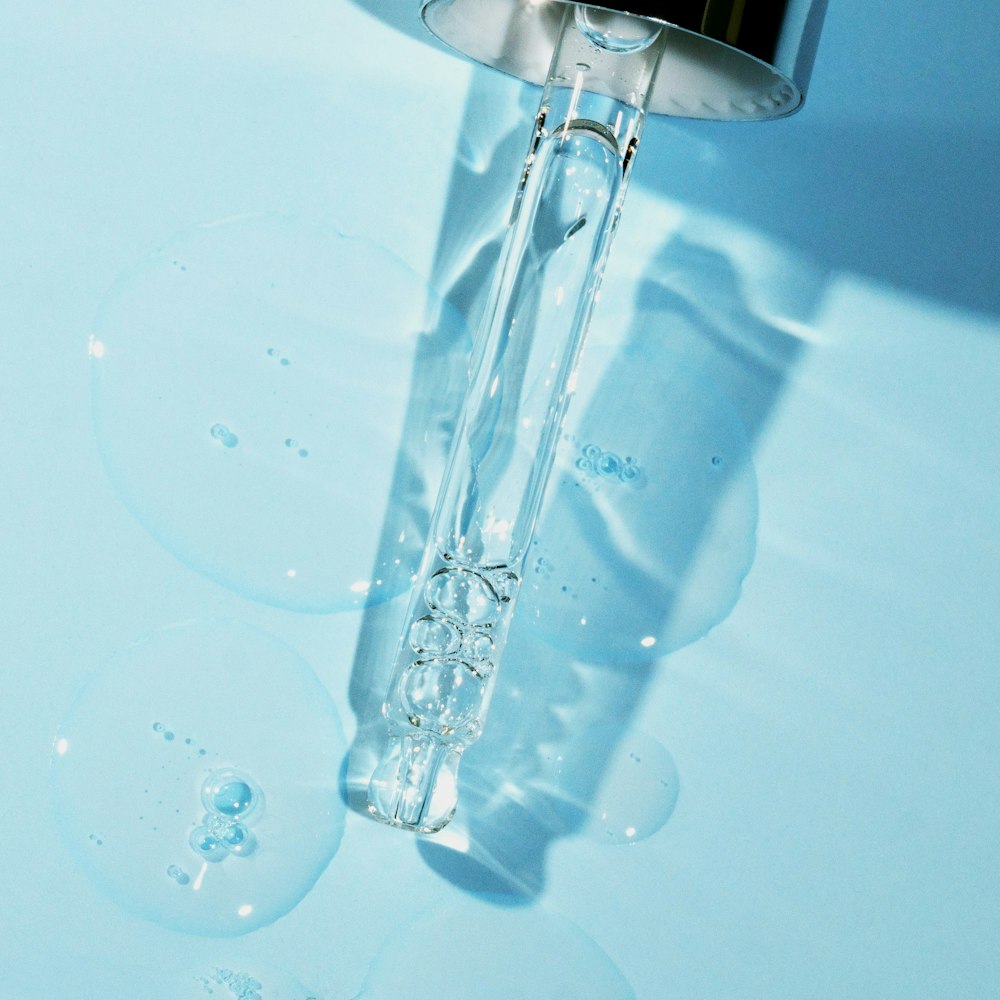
583,729,679,845
279,357,290,366
152,723,164,732
298,449,308,458
711,455,722,466
221,823,257,858
266,348,278,357
163,731,175,741
598,452,622,478
408,615,461,656
166,864,190,886
189,826,228,863
209,424,238,449
284,438,298,448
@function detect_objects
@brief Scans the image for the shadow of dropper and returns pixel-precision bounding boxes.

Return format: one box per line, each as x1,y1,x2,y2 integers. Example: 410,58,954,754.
414,217,828,901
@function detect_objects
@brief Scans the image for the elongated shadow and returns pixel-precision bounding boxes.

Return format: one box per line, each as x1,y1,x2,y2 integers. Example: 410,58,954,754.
343,65,829,901
414,220,828,900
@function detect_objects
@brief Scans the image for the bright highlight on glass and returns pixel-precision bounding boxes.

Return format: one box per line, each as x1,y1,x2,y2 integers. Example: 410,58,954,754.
368,5,667,832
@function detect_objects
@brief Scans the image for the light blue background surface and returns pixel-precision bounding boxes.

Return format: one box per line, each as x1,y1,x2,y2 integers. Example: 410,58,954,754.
2,2,998,997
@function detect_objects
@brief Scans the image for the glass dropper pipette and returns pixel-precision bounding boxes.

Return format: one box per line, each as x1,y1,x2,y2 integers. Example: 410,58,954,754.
367,6,668,832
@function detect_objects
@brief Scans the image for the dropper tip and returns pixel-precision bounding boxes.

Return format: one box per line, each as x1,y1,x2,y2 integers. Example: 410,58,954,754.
367,732,462,834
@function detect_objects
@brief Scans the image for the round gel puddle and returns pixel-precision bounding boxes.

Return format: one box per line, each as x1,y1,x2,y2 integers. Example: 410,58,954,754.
89,213,470,612
528,344,758,662
542,726,680,845
357,902,636,999
50,619,347,936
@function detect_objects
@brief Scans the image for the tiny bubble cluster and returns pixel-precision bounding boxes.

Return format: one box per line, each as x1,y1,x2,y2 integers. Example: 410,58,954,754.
209,968,263,1000
209,424,239,449
189,769,262,864
576,443,640,484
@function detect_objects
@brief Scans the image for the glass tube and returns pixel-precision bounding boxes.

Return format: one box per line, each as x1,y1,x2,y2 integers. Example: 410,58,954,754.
368,5,666,833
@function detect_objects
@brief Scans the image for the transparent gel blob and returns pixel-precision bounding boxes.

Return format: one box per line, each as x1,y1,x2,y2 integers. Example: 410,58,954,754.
528,345,758,662
358,902,635,999
50,619,347,936
546,726,680,845
90,214,469,612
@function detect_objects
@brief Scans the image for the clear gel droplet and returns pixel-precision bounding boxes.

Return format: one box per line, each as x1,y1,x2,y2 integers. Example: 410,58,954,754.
209,424,239,449
582,729,679,845
50,619,347,936
91,214,470,613
201,770,261,821
166,864,190,886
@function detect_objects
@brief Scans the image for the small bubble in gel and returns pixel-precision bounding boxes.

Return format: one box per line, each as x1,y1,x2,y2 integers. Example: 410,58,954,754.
50,619,347,936
359,902,635,998
201,770,261,821
209,424,239,449
91,214,470,613
166,864,190,886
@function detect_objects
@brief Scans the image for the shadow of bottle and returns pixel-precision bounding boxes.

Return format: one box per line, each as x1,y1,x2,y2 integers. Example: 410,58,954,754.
343,64,830,902
414,219,829,900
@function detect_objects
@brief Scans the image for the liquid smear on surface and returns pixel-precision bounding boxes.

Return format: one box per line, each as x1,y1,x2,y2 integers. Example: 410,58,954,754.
358,903,636,1000
50,620,346,936
89,214,469,613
